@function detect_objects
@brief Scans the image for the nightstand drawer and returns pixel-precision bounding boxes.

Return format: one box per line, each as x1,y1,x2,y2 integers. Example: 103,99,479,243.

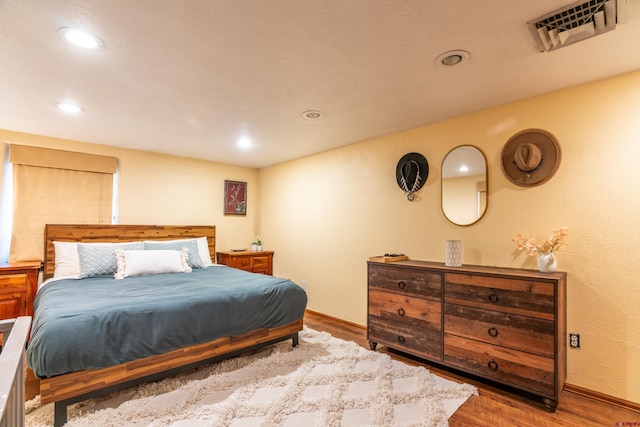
0,262,39,319
252,256,269,267
0,293,24,319
0,262,40,346
0,274,30,290
216,251,274,275
230,257,252,269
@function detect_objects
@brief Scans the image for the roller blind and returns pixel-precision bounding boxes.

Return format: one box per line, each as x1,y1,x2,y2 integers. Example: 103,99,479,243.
8,145,116,263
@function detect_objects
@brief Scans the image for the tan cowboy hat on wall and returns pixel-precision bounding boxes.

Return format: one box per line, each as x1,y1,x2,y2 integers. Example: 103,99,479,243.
501,128,561,187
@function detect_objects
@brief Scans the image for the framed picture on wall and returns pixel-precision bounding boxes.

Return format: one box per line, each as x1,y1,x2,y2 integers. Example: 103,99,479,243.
224,180,247,215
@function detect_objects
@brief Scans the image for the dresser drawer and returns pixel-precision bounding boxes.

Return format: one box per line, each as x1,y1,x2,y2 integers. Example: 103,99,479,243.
369,289,441,331
368,316,442,361
369,264,441,299
444,303,555,358
444,273,555,318
444,334,555,397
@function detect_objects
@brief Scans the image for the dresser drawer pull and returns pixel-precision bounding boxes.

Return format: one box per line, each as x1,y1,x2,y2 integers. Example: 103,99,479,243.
487,360,499,371
488,327,499,338
488,293,499,304
397,281,406,290
397,335,406,344
397,308,406,317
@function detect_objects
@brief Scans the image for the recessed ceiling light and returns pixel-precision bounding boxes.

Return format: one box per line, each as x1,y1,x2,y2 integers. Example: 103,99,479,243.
237,136,252,150
302,110,325,119
58,27,104,49
434,50,470,67
56,103,84,114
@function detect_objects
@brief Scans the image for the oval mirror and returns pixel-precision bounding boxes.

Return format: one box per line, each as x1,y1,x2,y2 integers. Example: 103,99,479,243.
441,145,488,226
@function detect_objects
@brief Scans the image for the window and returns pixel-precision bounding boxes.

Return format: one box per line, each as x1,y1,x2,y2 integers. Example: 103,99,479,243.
1,145,117,263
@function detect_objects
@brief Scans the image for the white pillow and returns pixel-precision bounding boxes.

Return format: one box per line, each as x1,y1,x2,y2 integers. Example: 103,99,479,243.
142,237,213,266
195,237,214,266
53,241,81,278
114,249,192,279
53,240,143,279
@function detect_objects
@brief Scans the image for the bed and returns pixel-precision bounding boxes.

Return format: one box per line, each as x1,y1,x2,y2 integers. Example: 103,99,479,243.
27,224,307,427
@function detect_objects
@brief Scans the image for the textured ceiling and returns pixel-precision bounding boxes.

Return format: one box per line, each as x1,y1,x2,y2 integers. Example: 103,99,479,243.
1,0,639,168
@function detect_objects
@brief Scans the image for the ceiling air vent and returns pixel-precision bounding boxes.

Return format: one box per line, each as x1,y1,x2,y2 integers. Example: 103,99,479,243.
528,0,627,52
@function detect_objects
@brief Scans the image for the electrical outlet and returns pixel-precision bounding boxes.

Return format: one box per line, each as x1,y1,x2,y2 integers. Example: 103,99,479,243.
301,280,306,290
569,333,580,348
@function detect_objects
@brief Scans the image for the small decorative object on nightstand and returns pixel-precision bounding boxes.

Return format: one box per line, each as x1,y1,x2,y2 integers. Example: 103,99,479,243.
0,261,40,345
216,250,273,275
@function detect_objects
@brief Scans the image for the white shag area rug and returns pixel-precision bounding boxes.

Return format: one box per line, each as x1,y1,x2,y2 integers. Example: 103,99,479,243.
25,328,477,427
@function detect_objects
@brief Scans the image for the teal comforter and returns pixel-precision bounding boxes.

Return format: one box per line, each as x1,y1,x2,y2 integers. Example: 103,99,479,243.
27,266,307,378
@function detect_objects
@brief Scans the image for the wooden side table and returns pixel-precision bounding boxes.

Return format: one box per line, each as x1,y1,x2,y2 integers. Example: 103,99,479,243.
216,251,274,275
0,261,40,345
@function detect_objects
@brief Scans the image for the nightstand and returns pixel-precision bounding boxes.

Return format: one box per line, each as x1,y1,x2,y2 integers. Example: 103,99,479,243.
0,261,40,345
216,251,274,275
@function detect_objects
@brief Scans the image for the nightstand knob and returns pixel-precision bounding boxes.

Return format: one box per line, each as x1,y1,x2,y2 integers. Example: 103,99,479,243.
488,293,499,304
487,359,499,371
397,335,406,344
397,308,406,317
488,327,499,338
397,281,406,290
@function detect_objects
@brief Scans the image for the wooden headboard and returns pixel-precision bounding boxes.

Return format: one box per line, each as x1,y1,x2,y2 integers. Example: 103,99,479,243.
44,224,216,280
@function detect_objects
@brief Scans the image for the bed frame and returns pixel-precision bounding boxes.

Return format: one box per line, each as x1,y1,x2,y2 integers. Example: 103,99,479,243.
39,224,303,427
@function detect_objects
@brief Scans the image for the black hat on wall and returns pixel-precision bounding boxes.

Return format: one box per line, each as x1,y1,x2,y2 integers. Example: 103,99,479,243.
396,152,429,201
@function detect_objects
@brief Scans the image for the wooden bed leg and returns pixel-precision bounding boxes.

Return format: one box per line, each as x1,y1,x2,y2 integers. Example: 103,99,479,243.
54,401,68,427
292,332,299,347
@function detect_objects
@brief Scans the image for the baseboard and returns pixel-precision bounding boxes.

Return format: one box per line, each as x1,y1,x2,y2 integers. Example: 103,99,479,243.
304,309,366,331
564,383,640,413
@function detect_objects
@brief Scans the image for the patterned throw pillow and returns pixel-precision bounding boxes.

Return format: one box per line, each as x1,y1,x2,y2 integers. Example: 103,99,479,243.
77,242,144,278
144,240,204,269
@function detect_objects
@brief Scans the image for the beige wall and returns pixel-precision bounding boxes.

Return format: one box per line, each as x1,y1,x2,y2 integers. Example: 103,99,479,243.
2,71,639,403
260,70,640,403
0,130,259,251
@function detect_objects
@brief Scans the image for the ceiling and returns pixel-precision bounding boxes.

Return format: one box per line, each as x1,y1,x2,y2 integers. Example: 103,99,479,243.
1,0,639,168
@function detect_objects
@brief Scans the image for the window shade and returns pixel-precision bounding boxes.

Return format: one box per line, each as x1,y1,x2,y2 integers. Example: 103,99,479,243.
9,144,117,173
8,145,115,263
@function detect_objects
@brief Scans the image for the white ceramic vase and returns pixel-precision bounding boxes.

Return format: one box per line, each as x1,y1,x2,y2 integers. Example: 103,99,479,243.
445,240,462,267
537,253,557,273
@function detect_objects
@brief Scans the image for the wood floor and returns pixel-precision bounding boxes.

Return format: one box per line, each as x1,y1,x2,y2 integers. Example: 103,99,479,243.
304,310,640,427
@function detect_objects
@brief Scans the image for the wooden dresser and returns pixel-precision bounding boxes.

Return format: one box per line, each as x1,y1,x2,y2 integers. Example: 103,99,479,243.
0,261,40,345
216,250,274,275
367,259,566,411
